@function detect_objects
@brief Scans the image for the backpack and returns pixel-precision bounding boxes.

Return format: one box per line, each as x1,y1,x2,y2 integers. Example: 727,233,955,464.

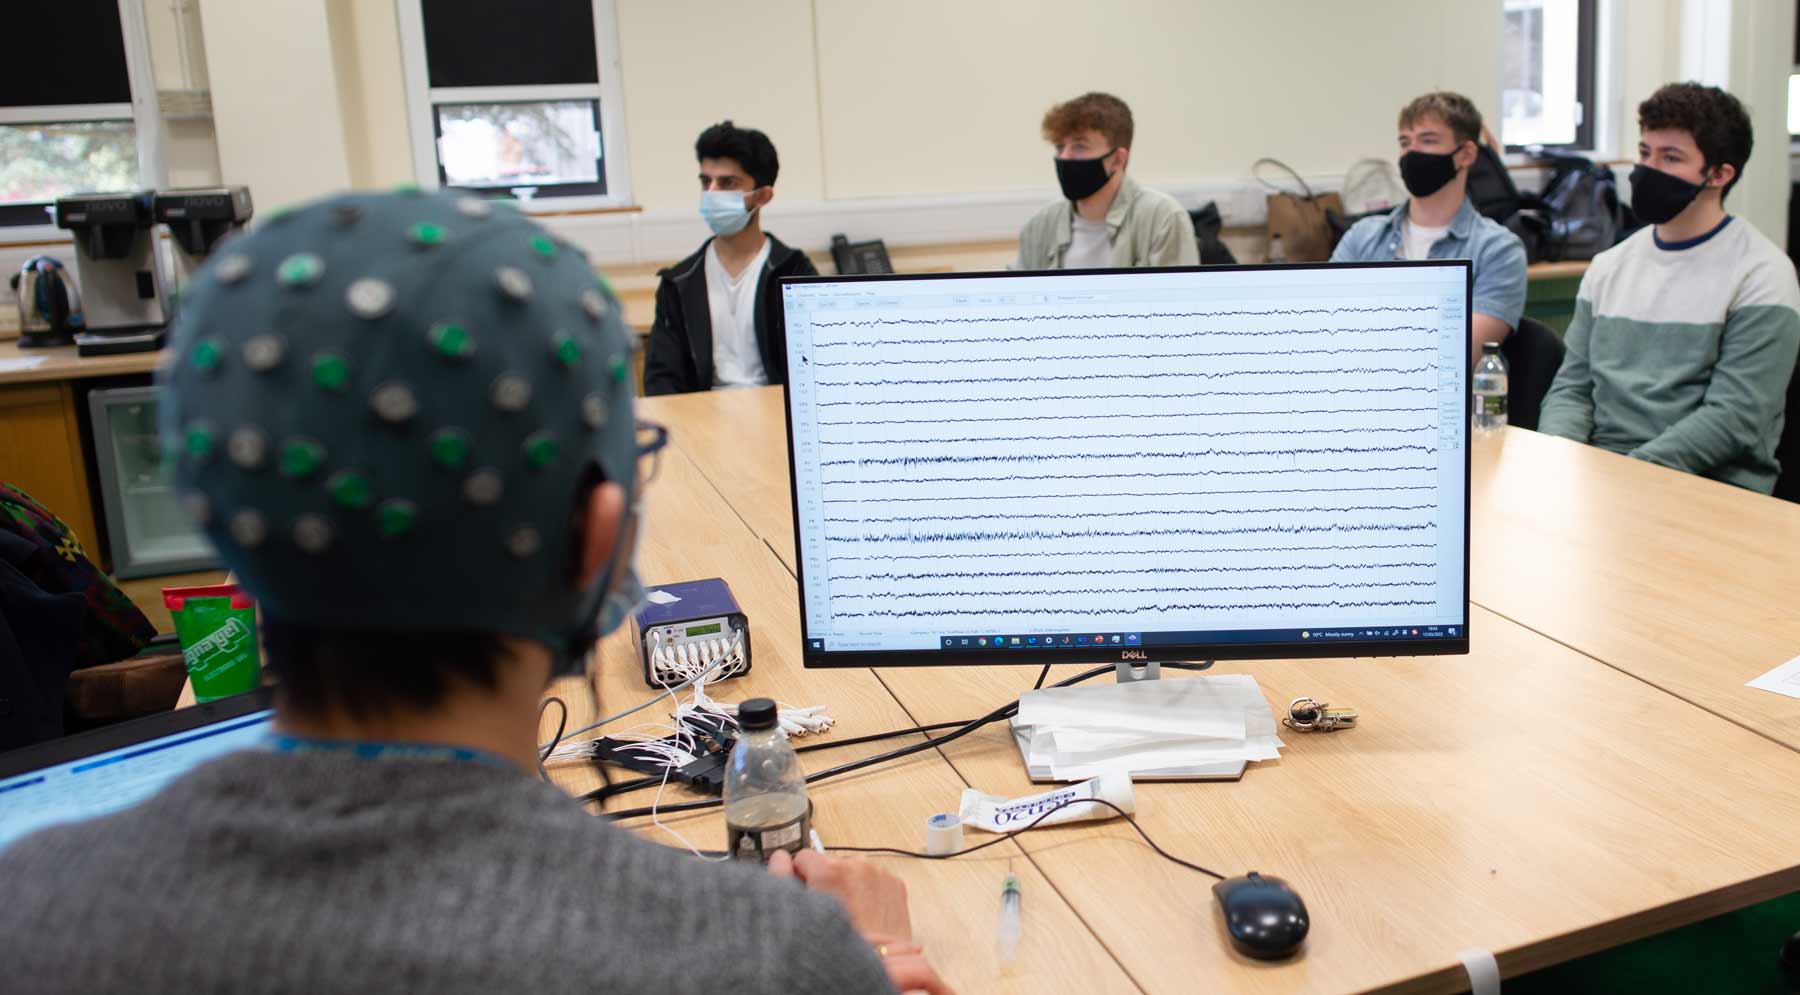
1466,142,1525,223
1506,154,1629,263
1188,201,1238,265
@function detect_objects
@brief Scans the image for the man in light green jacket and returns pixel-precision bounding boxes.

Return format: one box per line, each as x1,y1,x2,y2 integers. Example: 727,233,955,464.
1014,92,1198,271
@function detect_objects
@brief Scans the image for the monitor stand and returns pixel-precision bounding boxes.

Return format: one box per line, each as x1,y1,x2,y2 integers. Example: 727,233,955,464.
1010,659,1247,783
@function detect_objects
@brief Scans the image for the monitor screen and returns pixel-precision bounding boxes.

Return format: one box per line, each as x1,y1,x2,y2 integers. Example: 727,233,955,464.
0,706,272,852
779,262,1471,667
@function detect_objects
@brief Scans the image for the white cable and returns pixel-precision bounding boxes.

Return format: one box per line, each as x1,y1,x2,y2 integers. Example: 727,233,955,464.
544,655,728,750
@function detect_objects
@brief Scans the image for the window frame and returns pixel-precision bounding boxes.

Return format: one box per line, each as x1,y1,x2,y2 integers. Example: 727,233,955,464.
0,0,166,240
1501,0,1600,154
396,0,633,210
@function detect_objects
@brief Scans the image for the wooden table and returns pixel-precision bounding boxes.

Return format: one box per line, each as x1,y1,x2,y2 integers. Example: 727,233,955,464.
0,337,163,387
1471,426,1800,751
601,385,1800,994
557,445,1136,994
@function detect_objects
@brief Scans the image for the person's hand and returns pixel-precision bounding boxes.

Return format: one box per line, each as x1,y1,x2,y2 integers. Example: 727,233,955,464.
767,849,913,941
768,850,956,994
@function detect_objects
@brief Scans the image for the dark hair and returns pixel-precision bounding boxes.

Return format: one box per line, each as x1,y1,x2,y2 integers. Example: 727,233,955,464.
1041,92,1134,150
1398,92,1483,147
695,120,780,187
262,622,514,718
1638,82,1753,199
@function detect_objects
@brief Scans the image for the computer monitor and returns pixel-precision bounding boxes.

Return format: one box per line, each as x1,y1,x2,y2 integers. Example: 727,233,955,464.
778,261,1471,668
0,689,273,852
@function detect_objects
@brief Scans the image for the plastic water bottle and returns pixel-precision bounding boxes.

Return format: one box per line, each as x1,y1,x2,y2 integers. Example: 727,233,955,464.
1266,233,1287,264
724,698,811,861
1473,342,1509,433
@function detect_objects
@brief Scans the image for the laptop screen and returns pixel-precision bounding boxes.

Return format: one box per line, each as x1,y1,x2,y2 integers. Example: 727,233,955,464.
0,704,273,852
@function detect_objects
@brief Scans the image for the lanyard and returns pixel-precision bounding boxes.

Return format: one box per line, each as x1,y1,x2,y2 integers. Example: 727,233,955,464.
264,733,513,769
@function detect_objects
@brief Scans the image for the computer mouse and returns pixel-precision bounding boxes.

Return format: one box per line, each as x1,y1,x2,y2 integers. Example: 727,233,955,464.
1212,871,1310,960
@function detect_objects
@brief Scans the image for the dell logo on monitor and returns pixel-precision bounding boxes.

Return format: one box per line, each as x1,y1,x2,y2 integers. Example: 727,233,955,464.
1121,649,1147,661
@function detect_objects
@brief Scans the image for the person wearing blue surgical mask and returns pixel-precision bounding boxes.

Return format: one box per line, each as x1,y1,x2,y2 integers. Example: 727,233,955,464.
644,121,820,396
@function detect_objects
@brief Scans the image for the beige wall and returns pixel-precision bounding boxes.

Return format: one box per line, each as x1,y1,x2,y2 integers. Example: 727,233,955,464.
210,0,1507,212
143,0,222,188
811,0,1500,199
327,0,413,190
616,0,826,209
197,0,352,211
1725,0,1796,251
126,1,1800,240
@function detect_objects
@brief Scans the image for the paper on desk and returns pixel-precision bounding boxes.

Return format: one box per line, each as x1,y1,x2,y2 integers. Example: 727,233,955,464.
1013,673,1284,780
1746,655,1800,701
0,356,48,373
1017,673,1267,738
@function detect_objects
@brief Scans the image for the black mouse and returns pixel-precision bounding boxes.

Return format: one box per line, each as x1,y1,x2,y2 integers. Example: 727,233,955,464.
1212,871,1310,960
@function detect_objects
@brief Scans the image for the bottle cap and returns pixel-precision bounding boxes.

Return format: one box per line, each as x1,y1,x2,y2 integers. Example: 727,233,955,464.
1483,342,1501,352
739,697,778,730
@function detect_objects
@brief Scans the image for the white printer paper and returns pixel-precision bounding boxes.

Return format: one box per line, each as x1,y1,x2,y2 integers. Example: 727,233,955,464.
1746,655,1800,701
1012,674,1283,781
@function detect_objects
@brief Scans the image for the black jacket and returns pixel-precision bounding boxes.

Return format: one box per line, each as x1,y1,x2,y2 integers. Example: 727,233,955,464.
642,234,819,396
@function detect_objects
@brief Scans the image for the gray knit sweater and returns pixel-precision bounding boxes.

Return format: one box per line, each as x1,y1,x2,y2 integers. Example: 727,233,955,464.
0,750,894,994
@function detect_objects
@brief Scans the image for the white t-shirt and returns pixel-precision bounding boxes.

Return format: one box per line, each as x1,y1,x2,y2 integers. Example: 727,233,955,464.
705,237,772,388
1402,217,1449,261
1063,214,1113,269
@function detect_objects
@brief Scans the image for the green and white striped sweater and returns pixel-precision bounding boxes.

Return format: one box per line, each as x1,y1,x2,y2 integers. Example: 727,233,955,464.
1538,217,1800,493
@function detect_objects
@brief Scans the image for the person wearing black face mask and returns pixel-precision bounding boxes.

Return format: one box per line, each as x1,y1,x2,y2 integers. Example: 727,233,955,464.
1014,92,1197,271
1540,82,1800,495
1331,92,1527,366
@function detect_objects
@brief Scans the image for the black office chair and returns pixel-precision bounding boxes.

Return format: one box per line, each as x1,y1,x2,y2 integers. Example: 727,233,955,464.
1773,359,1800,503
1499,315,1566,432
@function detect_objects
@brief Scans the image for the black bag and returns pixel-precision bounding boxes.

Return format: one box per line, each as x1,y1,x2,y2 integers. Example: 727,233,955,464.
1188,201,1237,265
1508,154,1627,263
1466,142,1524,223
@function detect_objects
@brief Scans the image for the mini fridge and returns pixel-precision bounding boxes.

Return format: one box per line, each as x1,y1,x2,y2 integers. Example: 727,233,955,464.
86,384,220,578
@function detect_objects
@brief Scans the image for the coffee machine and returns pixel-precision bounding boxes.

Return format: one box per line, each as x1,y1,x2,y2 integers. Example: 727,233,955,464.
54,191,167,355
153,186,253,301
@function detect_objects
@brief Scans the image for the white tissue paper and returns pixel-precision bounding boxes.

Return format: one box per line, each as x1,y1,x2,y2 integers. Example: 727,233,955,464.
1009,674,1283,781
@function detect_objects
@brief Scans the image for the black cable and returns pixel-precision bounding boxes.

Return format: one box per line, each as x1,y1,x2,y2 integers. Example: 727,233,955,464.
576,772,660,804
576,721,973,805
537,696,568,783
600,664,1114,821
593,661,1215,820
795,719,974,754
826,797,1228,881
1033,664,1051,690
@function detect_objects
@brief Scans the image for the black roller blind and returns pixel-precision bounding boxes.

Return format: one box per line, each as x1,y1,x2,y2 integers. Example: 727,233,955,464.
422,0,599,88
1,1,131,108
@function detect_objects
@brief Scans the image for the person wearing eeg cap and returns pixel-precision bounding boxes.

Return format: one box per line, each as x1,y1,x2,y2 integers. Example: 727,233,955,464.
0,191,950,995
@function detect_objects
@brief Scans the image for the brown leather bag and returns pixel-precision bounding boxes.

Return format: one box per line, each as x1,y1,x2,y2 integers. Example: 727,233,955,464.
1256,158,1343,262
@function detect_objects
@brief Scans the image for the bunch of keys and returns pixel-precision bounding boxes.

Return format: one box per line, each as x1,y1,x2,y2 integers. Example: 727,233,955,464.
1284,696,1358,732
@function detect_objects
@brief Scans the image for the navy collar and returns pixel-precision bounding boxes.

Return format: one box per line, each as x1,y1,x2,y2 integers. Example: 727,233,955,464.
1653,215,1732,251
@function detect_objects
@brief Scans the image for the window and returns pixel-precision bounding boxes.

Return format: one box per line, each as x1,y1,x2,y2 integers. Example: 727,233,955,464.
1789,6,1800,136
1500,0,1598,150
398,0,631,206
0,1,160,230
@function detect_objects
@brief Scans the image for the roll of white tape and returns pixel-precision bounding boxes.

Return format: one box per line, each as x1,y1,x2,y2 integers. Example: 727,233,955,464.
1456,948,1500,995
924,812,963,855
